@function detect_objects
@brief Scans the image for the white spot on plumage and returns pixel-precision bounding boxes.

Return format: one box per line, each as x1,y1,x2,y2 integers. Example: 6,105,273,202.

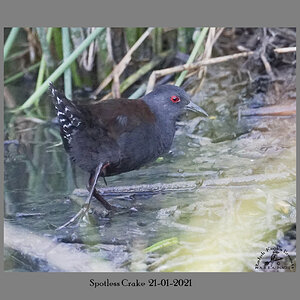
65,110,73,119
72,119,81,127
116,115,128,127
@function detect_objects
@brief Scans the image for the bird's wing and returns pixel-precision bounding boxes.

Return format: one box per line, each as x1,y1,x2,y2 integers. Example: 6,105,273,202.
77,98,156,139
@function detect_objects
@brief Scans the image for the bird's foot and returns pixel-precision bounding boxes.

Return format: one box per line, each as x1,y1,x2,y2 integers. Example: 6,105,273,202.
56,162,106,230
55,205,90,231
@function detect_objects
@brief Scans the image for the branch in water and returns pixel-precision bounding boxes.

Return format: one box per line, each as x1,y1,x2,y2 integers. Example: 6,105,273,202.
4,222,116,272
72,172,293,198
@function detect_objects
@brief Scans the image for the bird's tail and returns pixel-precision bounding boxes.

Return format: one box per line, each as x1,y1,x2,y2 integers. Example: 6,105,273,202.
48,82,83,145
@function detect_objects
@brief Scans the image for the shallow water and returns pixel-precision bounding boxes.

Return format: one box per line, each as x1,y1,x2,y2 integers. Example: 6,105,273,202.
4,65,296,272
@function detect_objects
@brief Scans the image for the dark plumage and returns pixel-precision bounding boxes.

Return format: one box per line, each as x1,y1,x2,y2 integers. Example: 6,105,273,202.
49,82,207,229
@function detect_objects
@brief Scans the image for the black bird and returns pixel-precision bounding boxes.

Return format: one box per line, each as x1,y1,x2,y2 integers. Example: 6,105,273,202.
49,83,207,229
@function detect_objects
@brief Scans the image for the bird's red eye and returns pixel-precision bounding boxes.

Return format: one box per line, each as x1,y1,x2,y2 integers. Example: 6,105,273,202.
170,95,180,103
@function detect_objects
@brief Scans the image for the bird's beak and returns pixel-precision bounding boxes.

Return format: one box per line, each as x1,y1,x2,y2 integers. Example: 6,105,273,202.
185,101,208,116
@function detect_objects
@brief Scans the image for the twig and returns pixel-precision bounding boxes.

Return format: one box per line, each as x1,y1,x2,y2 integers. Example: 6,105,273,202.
146,51,254,93
274,47,296,54
193,27,224,94
147,42,292,93
4,86,16,108
81,28,97,71
240,102,296,117
210,27,225,47
72,171,293,198
260,28,275,80
112,68,121,98
120,51,171,93
92,27,154,96
100,51,171,100
73,181,199,197
260,53,274,79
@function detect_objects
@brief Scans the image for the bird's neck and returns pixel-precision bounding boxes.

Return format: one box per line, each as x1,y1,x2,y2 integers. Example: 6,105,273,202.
143,99,177,153
157,118,176,153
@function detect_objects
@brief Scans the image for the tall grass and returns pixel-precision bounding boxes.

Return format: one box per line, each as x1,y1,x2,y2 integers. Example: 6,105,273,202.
4,27,215,114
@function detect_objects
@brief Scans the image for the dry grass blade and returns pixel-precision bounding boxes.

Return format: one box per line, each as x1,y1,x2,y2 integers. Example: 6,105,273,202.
4,86,16,109
112,68,121,98
274,47,296,53
260,28,275,80
147,51,254,92
193,27,222,93
101,51,171,100
92,27,154,96
240,102,296,117
81,28,98,71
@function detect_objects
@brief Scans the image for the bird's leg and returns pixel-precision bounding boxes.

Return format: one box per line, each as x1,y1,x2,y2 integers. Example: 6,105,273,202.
56,162,104,230
83,162,104,211
103,176,108,186
88,162,114,211
92,189,114,210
